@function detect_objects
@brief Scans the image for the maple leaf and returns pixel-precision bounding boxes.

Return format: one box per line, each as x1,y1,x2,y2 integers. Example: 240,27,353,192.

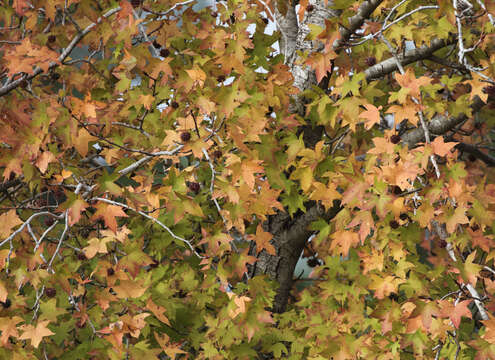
394,68,431,98
113,279,148,299
253,224,276,255
91,202,128,233
445,206,469,233
154,333,186,358
67,198,88,226
429,136,456,157
386,103,419,126
367,137,396,155
439,299,472,328
0,316,23,347
138,94,155,110
83,237,113,259
482,317,495,342
228,293,251,319
146,299,171,326
0,210,22,238
305,50,337,83
72,128,96,157
241,160,264,190
359,104,382,129
368,275,405,299
460,251,482,285
18,320,54,348
330,230,360,257
35,151,56,174
468,76,489,103
467,228,493,252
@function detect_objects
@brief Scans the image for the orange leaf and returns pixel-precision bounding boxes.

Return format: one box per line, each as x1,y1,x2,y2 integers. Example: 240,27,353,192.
113,279,148,299
439,299,472,328
254,224,276,255
146,299,171,326
430,136,456,157
35,151,56,174
359,104,382,129
0,210,23,238
394,68,431,98
91,202,128,233
18,320,54,348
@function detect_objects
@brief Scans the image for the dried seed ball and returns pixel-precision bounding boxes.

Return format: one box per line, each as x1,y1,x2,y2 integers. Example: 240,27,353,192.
390,134,401,144
399,213,409,221
439,239,447,248
77,252,87,261
171,101,179,109
75,319,85,328
230,14,236,23
48,35,56,43
217,75,226,82
188,182,200,193
180,132,191,142
307,4,314,12
262,18,269,25
213,150,222,159
160,48,170,57
211,12,218,18
1,299,11,308
45,288,56,298
365,56,376,66
19,79,28,89
131,0,141,8
389,220,399,229
107,268,115,276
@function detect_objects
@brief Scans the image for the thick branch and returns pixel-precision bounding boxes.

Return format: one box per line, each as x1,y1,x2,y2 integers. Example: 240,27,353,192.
333,0,384,50
456,142,495,166
255,200,341,313
401,96,485,147
365,38,453,81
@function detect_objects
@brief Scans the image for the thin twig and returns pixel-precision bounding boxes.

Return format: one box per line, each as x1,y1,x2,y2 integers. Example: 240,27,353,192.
91,197,203,258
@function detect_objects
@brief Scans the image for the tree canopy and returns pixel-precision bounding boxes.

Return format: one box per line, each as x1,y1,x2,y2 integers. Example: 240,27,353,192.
1,0,495,358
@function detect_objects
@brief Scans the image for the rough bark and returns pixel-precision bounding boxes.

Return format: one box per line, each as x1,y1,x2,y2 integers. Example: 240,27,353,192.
401,96,485,147
255,1,342,313
364,38,454,81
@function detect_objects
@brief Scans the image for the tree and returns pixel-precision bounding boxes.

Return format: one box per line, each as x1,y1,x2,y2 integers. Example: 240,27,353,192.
0,0,495,358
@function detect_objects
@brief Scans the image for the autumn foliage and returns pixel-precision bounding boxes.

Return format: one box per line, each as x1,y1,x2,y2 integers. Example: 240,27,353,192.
1,0,495,358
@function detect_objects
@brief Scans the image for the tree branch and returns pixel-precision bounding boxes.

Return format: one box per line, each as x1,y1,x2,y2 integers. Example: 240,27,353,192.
401,96,485,147
456,142,495,166
333,0,384,50
365,38,454,81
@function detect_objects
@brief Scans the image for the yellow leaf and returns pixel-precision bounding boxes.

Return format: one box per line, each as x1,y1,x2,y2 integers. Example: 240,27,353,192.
83,237,113,259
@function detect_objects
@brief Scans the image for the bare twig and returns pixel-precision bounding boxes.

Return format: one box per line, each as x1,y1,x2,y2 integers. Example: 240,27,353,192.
91,197,203,258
